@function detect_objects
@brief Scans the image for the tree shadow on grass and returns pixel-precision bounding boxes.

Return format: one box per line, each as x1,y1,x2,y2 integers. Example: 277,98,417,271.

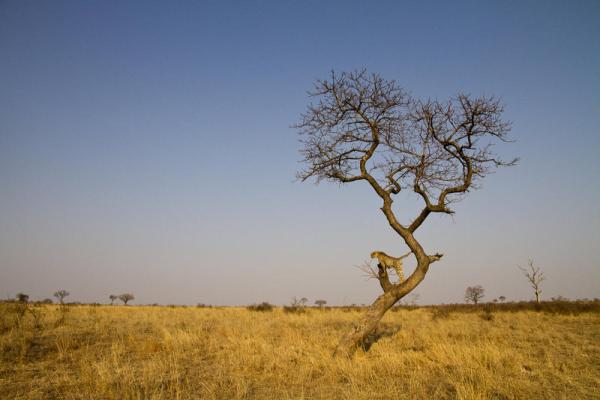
359,323,402,352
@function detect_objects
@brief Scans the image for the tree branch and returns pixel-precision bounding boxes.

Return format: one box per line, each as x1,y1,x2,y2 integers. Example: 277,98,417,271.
377,263,394,293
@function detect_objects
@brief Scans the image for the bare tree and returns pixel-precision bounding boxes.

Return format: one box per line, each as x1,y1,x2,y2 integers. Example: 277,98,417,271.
290,297,308,308
295,70,516,356
465,285,485,304
118,293,134,305
315,299,327,309
109,294,118,305
519,259,545,303
53,290,70,304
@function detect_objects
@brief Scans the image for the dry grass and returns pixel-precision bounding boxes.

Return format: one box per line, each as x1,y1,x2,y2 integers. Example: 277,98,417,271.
1,304,599,399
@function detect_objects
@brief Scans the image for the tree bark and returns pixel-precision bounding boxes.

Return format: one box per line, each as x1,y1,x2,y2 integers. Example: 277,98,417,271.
334,291,399,357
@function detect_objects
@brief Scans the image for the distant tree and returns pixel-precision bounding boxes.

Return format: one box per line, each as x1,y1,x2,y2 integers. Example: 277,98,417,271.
519,259,545,303
16,292,29,303
53,290,70,304
118,293,134,305
498,295,506,302
284,297,308,314
109,294,118,305
40,298,54,304
465,286,485,304
315,299,327,309
295,70,516,356
291,297,308,308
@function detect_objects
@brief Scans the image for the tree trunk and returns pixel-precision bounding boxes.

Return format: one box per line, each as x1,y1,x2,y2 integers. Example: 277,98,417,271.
334,291,398,357
334,255,434,357
332,199,442,357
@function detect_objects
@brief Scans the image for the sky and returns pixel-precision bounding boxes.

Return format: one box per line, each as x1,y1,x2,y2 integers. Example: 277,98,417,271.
1,0,599,306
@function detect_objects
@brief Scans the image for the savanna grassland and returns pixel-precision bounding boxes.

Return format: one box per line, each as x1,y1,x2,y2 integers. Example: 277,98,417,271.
1,303,599,400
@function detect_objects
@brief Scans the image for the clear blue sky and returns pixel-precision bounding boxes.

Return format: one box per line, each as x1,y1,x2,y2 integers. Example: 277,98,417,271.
1,0,599,305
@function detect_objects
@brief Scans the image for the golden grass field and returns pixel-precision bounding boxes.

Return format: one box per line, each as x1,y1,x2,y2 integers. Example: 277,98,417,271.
1,304,599,399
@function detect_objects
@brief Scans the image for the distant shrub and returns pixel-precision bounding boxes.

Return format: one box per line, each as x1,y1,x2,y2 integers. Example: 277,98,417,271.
247,302,274,312
420,300,600,316
283,305,306,314
16,293,29,303
340,304,362,312
392,304,419,312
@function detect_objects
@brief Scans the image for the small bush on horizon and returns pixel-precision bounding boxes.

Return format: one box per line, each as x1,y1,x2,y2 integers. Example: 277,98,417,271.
247,302,274,312
283,305,306,314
